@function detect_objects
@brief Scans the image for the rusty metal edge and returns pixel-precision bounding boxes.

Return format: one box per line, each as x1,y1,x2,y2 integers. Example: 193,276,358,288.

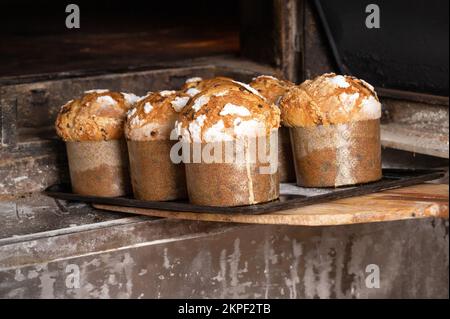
377,87,449,106
44,169,446,216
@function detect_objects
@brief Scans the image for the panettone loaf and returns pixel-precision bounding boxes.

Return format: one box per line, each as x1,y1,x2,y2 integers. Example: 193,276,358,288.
279,73,382,187
56,90,139,141
249,75,294,107
177,80,280,207
176,81,280,143
280,73,381,128
250,75,296,182
125,90,190,141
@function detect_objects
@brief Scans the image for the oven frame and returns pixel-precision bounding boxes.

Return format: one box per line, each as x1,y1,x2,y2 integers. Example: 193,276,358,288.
0,0,448,299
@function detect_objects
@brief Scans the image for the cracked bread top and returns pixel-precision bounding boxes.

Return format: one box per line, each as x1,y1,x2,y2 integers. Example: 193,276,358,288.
280,73,381,127
55,90,139,141
125,90,190,141
176,81,280,143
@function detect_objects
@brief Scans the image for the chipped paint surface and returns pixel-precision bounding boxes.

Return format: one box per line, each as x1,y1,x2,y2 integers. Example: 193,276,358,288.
0,217,448,299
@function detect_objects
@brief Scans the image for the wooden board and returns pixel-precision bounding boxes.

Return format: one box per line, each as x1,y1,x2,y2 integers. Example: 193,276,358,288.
93,183,449,226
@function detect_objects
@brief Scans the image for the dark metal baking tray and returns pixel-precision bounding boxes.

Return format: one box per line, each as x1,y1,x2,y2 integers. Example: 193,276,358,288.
44,169,446,215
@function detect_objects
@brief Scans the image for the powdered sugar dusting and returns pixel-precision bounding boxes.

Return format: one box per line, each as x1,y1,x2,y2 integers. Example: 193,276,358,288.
328,75,350,88
186,88,201,97
185,77,203,84
160,90,176,97
192,95,210,112
96,95,118,107
139,92,152,101
170,96,190,112
339,92,360,113
175,121,189,141
188,114,207,142
359,79,376,94
130,115,142,127
233,118,266,137
253,75,279,81
203,120,233,142
127,107,137,118
220,103,251,117
359,95,381,119
231,80,265,99
121,92,140,105
60,100,73,110
85,89,109,94
214,90,229,97
143,102,153,114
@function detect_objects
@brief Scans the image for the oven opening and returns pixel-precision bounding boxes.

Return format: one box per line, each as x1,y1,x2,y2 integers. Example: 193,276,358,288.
0,0,448,300
0,0,241,78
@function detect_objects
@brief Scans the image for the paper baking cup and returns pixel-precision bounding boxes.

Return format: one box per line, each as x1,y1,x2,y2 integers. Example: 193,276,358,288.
289,119,381,187
184,132,279,207
278,126,296,182
127,140,187,201
66,139,131,197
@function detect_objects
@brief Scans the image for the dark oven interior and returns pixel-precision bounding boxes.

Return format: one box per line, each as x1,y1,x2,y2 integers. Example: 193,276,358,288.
0,0,241,77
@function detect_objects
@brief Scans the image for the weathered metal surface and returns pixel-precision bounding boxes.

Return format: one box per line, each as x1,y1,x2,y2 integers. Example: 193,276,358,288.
0,96,17,149
274,0,302,82
0,214,447,298
376,88,449,106
1,66,215,132
381,124,449,159
0,151,68,196
0,193,130,240
381,98,449,158
383,99,449,131
381,148,448,183
302,0,336,81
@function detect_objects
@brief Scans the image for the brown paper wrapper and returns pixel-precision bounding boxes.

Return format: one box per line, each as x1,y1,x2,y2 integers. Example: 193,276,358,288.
66,139,131,197
278,126,296,182
289,119,382,187
184,133,279,207
127,140,187,201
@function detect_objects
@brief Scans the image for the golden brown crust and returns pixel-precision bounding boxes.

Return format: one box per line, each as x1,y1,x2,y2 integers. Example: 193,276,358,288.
177,81,280,143
125,90,190,141
55,90,139,141
181,76,235,97
249,75,294,106
280,73,381,127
